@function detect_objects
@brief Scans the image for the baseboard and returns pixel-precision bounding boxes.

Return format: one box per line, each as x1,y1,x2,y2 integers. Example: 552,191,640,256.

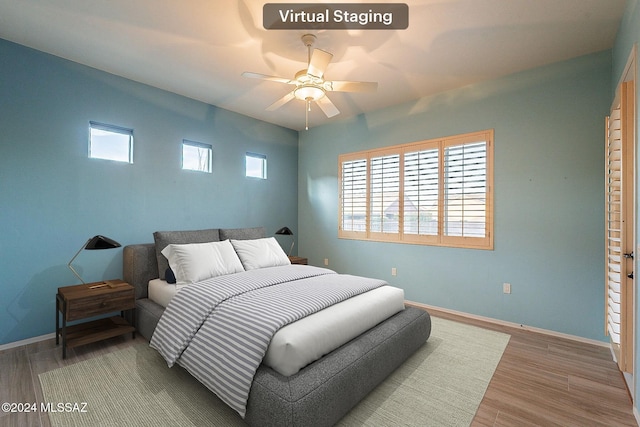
0,332,55,352
406,300,609,348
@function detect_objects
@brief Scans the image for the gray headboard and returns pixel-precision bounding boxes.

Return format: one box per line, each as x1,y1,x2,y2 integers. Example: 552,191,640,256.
123,243,158,300
122,227,266,300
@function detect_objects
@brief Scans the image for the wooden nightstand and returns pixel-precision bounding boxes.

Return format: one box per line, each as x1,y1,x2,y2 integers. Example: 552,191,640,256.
56,279,135,358
288,256,308,265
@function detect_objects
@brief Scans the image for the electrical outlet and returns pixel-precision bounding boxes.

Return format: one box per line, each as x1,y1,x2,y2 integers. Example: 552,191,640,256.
503,283,511,294
391,267,397,276
324,258,329,266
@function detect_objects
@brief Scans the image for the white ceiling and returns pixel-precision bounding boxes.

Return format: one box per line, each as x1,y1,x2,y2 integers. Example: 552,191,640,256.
0,0,626,130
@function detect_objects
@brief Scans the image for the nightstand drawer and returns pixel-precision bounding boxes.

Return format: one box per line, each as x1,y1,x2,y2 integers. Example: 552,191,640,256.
66,290,134,321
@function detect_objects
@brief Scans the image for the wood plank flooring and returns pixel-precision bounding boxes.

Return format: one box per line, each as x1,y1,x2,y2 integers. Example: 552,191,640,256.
425,307,637,427
0,309,637,426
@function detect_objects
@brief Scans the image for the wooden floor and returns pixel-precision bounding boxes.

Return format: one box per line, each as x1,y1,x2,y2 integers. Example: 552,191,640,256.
426,308,637,427
0,310,637,427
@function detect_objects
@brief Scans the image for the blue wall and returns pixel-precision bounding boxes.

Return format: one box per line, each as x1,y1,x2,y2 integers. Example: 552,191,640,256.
299,50,611,341
0,39,299,345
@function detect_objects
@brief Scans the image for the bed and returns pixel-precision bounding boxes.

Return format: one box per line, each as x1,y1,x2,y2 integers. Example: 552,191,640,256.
123,226,431,427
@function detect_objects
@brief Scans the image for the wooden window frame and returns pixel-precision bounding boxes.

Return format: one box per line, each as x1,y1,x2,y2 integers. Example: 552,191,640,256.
338,129,494,250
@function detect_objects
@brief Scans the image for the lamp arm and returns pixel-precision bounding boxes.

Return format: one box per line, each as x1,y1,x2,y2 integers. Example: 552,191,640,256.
289,239,295,257
67,238,90,284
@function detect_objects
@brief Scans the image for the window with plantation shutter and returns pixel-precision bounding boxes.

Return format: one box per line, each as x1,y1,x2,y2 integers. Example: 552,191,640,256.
338,130,493,249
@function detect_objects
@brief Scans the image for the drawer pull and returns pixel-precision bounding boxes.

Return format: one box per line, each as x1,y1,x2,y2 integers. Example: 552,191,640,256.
101,301,107,308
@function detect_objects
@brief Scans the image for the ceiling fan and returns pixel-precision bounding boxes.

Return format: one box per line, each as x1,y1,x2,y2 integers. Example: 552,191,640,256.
242,34,378,130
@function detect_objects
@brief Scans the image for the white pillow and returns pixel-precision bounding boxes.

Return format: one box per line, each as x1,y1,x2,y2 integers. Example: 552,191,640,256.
161,240,245,286
231,237,291,270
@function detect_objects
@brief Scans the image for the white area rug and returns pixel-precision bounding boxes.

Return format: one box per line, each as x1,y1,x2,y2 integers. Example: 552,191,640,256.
39,316,510,426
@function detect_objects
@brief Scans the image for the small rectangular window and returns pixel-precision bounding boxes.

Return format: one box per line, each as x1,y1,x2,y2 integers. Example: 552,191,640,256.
246,152,267,179
182,140,212,173
89,121,133,163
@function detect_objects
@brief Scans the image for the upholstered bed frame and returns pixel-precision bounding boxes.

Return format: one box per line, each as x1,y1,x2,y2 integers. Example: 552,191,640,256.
122,227,431,427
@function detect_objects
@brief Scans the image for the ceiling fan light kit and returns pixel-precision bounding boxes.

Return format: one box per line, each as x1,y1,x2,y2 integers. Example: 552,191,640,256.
242,34,378,130
293,70,326,102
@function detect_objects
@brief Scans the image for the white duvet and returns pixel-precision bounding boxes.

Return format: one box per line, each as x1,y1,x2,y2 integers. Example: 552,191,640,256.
149,278,405,376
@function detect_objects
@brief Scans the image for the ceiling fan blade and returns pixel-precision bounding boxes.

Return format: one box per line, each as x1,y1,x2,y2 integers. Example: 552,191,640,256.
266,91,296,111
316,96,340,118
242,72,293,84
307,49,333,78
326,80,378,92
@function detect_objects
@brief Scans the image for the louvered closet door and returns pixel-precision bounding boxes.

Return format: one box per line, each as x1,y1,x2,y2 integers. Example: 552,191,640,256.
605,80,634,373
606,106,623,349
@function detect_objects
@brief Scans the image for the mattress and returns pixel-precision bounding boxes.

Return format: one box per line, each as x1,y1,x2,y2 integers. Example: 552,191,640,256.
149,278,183,308
148,278,405,375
